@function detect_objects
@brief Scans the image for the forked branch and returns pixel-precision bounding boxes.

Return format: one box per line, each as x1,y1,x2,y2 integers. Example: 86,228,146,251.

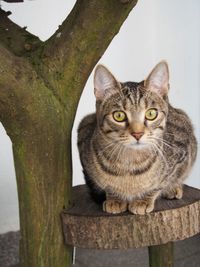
0,9,41,56
41,0,138,109
0,0,138,136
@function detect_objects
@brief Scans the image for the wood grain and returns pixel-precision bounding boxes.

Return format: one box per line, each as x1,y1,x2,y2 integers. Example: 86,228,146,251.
61,185,200,249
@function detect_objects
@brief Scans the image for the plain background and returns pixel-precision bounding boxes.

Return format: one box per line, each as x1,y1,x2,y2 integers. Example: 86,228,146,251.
0,0,199,233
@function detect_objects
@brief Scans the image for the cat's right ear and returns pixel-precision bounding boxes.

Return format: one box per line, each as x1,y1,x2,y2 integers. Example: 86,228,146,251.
94,65,120,101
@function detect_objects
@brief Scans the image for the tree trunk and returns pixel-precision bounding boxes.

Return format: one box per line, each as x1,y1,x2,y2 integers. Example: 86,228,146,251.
0,1,138,266
148,243,174,267
12,112,72,266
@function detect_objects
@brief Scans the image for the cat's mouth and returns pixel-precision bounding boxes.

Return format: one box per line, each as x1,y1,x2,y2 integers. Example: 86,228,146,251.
119,134,151,149
126,140,149,149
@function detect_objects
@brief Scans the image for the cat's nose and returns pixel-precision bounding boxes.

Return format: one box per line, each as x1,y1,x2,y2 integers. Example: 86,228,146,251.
131,132,144,141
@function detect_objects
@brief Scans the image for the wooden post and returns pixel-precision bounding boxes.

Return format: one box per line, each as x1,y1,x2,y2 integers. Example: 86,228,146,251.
148,243,174,267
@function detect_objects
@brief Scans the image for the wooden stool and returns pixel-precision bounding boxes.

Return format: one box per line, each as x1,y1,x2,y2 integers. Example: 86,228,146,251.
61,185,200,267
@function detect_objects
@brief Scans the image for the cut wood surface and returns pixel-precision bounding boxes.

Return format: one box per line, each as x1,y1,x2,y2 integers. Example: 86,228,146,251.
61,184,200,249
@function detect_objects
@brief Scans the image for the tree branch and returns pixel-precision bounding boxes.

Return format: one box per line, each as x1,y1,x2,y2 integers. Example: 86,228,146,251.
0,0,138,137
40,0,138,110
0,8,42,56
0,44,63,141
3,0,23,2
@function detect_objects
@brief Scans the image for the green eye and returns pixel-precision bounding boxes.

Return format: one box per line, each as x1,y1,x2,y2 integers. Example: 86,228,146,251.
145,108,158,121
113,111,126,122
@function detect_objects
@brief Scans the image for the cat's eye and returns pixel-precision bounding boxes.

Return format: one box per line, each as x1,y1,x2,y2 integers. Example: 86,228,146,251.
113,111,126,122
145,108,158,121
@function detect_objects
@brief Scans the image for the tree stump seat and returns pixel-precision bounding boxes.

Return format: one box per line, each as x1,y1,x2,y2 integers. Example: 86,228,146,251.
61,184,200,267
61,184,200,249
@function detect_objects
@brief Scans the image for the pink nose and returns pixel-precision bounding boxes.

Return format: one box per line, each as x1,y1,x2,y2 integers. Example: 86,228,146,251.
131,132,144,141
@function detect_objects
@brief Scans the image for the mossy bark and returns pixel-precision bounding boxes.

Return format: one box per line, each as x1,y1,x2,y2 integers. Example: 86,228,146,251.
13,135,72,267
148,243,174,267
0,1,138,266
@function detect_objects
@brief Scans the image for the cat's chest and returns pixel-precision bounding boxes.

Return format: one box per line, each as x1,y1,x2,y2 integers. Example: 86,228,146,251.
90,146,163,198
94,159,162,200
102,172,160,200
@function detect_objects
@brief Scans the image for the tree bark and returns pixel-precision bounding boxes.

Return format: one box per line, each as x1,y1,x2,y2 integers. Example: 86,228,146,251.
148,243,174,267
61,185,200,249
0,1,138,266
13,120,73,267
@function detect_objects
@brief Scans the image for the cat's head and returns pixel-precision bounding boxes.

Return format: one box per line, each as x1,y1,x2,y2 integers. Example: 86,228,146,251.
93,61,169,150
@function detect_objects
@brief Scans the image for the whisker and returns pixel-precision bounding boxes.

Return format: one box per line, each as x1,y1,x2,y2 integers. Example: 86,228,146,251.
95,141,115,157
112,144,124,168
108,143,121,162
164,132,176,137
150,141,169,169
149,136,183,151
151,137,175,149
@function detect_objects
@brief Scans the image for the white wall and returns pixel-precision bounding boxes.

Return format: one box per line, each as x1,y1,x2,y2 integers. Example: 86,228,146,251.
0,0,199,233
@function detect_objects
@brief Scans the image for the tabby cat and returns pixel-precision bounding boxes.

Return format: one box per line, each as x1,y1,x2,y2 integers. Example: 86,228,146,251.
78,61,197,215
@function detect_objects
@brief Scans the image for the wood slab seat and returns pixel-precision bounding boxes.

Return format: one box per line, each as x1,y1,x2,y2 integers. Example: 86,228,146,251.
61,184,200,267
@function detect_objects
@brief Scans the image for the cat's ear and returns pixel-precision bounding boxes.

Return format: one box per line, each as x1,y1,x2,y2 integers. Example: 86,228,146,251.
94,65,120,101
144,61,169,97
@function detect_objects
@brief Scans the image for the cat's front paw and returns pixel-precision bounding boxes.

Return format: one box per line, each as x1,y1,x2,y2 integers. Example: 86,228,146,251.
128,199,154,215
103,200,127,214
163,186,183,200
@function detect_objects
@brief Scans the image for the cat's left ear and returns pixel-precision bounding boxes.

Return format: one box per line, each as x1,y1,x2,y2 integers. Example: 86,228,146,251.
94,65,120,101
144,61,169,97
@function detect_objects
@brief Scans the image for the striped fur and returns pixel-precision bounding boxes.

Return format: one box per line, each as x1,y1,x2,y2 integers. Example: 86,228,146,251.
78,64,197,214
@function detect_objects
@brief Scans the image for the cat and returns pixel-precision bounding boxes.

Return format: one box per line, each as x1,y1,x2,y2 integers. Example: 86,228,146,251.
78,61,197,215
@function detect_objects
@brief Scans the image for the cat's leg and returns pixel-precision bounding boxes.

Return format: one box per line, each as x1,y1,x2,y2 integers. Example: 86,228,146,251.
128,190,161,215
163,184,183,200
103,192,128,214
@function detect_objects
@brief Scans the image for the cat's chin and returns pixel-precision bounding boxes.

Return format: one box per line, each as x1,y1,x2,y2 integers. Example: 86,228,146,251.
126,142,150,150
